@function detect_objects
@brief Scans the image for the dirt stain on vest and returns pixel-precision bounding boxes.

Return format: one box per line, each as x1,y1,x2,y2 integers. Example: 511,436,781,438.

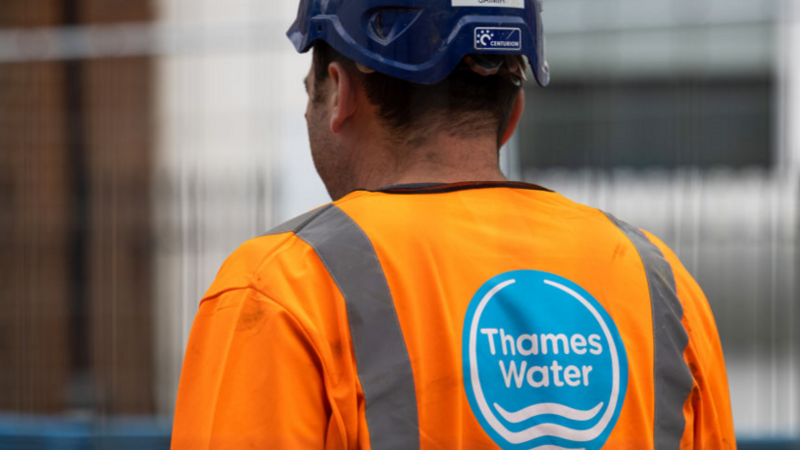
236,294,266,332
611,243,627,261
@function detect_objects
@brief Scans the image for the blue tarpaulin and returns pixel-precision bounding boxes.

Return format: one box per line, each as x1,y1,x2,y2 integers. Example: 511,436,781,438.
0,415,796,450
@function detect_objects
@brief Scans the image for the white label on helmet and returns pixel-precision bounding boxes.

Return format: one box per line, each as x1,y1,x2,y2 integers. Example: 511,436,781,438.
452,0,525,9
474,27,522,51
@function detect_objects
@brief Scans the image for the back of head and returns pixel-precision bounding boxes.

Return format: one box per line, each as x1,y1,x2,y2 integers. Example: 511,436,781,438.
289,0,550,147
312,41,523,147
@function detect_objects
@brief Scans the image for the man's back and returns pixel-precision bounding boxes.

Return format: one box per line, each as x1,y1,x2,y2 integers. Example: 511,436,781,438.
172,182,734,449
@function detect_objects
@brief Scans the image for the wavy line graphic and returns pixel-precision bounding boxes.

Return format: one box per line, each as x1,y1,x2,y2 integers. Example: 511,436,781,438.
493,402,604,424
535,446,586,450
536,447,586,450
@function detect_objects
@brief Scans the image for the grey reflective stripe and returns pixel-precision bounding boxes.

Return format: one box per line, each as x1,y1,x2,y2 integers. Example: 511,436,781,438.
291,205,420,450
604,213,693,449
263,204,334,236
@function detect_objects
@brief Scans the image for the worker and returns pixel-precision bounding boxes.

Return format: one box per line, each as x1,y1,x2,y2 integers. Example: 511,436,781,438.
171,0,736,448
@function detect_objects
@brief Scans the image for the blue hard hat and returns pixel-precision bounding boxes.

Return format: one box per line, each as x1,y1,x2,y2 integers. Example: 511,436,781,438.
287,0,550,87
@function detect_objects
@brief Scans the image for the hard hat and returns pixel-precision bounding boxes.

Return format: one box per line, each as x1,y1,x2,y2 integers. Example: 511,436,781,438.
287,0,550,87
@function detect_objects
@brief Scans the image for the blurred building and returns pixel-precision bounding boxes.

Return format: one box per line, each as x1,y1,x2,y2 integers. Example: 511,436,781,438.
517,0,799,437
0,0,155,416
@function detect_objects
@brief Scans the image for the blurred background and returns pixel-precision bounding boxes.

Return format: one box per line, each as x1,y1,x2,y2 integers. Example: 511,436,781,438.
1,0,797,448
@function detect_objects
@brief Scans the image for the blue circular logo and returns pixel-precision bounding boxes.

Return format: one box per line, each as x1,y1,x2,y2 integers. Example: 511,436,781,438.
463,270,628,450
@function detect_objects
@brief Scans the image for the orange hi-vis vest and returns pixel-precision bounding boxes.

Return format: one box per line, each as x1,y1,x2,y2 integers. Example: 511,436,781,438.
172,182,736,450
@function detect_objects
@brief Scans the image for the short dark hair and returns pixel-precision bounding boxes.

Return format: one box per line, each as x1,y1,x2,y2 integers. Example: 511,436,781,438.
313,41,521,147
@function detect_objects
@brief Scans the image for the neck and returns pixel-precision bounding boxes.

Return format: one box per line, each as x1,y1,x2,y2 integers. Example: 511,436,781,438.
351,133,507,193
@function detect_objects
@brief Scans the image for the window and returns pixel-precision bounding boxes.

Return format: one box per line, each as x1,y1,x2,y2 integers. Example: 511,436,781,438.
519,77,774,170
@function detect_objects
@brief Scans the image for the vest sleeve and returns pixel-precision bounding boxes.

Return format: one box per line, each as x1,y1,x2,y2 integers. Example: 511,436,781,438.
171,287,331,449
642,230,737,449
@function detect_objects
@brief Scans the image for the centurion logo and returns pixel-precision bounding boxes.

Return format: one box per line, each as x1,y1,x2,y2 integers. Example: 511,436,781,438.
462,271,628,450
474,27,522,51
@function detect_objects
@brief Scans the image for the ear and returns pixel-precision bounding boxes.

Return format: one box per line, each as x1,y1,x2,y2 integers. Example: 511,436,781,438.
328,62,358,133
500,89,525,148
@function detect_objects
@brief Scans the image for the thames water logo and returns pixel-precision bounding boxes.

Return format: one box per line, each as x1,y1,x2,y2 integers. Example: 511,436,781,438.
462,270,628,450
474,27,522,51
